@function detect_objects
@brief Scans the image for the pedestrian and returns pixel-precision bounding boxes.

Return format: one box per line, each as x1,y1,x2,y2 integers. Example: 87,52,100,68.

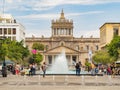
29,64,33,76
75,62,80,76
15,63,20,75
41,62,47,77
32,63,36,75
78,61,82,74
107,66,111,75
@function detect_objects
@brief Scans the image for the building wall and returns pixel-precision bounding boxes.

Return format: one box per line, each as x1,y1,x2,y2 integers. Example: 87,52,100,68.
0,14,25,45
100,23,120,49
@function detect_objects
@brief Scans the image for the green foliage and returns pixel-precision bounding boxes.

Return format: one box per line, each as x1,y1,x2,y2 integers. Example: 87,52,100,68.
92,50,113,64
31,53,43,65
0,39,29,63
32,42,44,51
107,36,120,61
85,60,91,67
34,53,43,64
0,38,10,61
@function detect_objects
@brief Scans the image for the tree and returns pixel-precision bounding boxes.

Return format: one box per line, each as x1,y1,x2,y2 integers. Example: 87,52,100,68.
32,42,44,51
29,53,43,65
31,42,44,65
34,53,43,64
92,50,113,65
107,36,120,61
0,39,29,64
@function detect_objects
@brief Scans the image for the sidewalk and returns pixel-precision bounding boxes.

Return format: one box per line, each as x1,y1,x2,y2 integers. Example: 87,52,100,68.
0,75,120,90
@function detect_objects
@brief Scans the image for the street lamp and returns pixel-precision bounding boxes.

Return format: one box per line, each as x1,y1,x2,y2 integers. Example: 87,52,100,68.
0,0,7,77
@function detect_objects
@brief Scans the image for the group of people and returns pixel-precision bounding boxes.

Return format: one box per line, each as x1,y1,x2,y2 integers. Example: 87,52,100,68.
6,62,47,77
5,61,119,78
7,63,23,75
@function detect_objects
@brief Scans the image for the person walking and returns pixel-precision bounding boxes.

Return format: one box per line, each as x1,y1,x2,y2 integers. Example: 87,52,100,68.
78,61,82,75
75,62,80,76
41,62,47,77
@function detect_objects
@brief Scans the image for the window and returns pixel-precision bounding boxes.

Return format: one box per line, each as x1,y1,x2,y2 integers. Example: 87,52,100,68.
13,28,16,34
72,56,76,63
48,55,52,64
0,28,2,34
8,28,11,34
96,45,99,50
4,28,7,34
86,45,89,51
113,27,119,36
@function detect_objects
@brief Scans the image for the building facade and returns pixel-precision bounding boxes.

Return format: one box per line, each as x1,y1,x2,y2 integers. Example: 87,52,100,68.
100,23,120,49
25,10,100,67
0,14,25,44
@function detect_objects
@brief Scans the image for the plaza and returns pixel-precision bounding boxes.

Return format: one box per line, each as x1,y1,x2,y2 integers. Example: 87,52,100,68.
1,1,120,90
0,74,120,90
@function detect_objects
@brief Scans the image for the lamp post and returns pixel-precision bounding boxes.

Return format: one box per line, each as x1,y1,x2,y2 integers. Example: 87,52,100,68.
1,0,7,77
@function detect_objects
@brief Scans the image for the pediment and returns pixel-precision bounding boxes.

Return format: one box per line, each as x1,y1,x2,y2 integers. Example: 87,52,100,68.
45,46,80,54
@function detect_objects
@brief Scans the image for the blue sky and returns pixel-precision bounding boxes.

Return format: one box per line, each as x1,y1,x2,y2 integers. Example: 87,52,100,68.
1,0,120,37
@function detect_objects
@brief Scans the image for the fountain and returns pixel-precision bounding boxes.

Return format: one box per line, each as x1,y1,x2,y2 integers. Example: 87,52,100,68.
50,50,69,74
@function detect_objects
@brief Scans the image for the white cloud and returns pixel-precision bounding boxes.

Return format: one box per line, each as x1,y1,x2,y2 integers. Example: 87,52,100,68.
6,0,13,3
3,0,120,11
16,11,103,20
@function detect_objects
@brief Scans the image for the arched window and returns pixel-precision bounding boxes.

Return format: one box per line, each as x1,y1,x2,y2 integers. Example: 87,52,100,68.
96,45,99,50
60,41,65,46
86,45,89,51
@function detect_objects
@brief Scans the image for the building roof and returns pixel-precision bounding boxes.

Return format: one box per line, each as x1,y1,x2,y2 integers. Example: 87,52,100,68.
44,45,81,54
99,22,120,29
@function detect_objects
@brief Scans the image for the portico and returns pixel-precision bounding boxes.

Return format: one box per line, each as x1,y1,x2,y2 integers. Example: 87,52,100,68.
44,46,80,68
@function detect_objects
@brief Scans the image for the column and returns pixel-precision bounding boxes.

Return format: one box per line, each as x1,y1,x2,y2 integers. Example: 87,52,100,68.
71,29,73,36
52,29,54,36
67,29,68,35
54,29,55,35
64,29,66,35
70,55,72,65
57,29,58,35
52,55,54,64
69,29,71,35
45,55,48,64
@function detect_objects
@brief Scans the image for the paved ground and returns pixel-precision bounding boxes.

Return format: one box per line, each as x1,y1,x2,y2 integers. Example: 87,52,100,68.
0,74,120,90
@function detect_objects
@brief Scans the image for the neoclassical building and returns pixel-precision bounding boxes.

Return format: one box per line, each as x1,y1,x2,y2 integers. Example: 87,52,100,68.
25,10,100,67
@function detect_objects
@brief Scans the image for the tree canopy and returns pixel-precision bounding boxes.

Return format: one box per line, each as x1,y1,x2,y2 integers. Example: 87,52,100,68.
32,42,44,51
0,39,29,63
107,36,120,61
92,50,113,64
